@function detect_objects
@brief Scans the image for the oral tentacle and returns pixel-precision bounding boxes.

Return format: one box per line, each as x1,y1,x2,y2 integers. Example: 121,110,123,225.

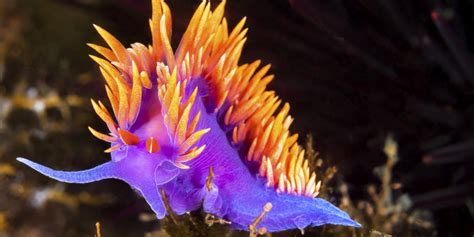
135,181,167,219
16,157,118,183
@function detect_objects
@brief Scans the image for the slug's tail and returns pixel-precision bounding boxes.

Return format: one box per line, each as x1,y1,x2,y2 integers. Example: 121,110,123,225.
16,157,118,183
219,181,361,232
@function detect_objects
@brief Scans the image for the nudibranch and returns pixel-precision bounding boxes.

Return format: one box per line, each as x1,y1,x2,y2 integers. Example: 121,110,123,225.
17,0,360,232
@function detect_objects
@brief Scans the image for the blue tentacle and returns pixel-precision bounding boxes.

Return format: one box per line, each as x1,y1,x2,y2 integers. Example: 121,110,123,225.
16,157,118,183
136,184,167,219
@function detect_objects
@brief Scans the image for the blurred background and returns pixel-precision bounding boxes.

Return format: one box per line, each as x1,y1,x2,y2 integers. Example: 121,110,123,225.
0,0,473,236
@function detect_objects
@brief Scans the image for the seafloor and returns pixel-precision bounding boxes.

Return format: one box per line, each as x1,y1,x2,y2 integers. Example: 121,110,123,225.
0,0,472,236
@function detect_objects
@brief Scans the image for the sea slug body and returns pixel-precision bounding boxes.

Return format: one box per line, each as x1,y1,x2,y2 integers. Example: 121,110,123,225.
17,0,360,232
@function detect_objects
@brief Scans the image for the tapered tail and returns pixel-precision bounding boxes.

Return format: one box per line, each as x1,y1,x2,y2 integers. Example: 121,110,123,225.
17,157,118,183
